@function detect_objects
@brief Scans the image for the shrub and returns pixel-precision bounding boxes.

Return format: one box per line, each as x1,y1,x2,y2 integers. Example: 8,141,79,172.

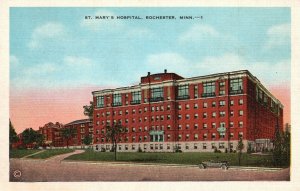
101,148,106,152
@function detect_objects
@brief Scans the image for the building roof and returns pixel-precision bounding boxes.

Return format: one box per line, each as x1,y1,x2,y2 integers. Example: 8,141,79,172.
64,119,92,126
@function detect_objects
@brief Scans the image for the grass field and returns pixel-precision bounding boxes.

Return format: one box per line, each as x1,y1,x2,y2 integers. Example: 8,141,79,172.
65,150,275,167
9,149,41,158
28,149,74,159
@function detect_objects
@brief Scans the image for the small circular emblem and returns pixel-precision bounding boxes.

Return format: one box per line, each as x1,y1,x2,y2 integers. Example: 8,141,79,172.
13,170,22,178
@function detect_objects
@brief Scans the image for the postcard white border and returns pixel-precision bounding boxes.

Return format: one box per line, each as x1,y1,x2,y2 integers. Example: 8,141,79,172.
0,0,299,191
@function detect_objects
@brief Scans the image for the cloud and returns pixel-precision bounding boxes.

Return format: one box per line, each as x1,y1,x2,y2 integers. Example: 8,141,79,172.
80,10,122,31
28,22,67,49
64,56,93,67
145,52,190,74
264,23,290,50
23,63,58,75
126,28,155,38
10,55,20,69
178,24,220,43
145,52,290,87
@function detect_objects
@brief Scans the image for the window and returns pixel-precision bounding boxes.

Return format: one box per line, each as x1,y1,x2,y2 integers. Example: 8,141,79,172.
160,115,164,121
203,112,207,118
219,100,225,106
167,134,171,140
239,121,243,128
178,125,182,130
185,144,189,150
150,87,164,102
203,133,207,139
185,114,190,120
178,105,182,110
212,133,216,139
167,105,171,110
177,85,189,99
96,96,104,108
212,112,216,118
167,115,171,120
219,111,225,117
125,110,129,115
194,134,198,140
178,134,182,140
167,125,171,130
239,132,243,138
132,109,136,114
178,114,182,120
230,111,234,117
220,122,225,128
203,143,207,150
212,122,216,128
186,124,190,129
194,85,198,98
186,104,190,109
113,94,122,106
230,133,234,138
186,134,190,139
219,142,225,149
239,110,244,116
203,123,207,129
144,136,147,141
211,143,216,149
219,81,225,96
194,113,198,119
230,100,234,106
131,91,141,104
203,102,208,108
230,122,234,128
212,101,216,107
219,90,225,95
194,124,198,129
202,82,216,97
239,99,243,105
132,127,136,132
230,78,243,94
194,103,198,109
194,143,198,149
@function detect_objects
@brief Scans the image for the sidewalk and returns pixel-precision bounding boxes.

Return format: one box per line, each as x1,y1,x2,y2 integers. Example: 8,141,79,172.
63,159,284,171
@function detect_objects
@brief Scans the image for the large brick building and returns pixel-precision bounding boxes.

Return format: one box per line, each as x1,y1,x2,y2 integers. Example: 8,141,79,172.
64,119,93,147
92,70,283,152
38,122,64,147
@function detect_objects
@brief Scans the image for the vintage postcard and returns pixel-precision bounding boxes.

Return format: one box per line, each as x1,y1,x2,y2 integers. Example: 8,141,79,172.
1,0,300,191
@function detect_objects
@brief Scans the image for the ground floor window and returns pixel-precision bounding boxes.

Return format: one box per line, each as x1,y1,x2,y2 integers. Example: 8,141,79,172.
144,144,147,150
203,143,207,149
219,142,225,149
194,143,198,149
118,145,122,150
150,144,154,150
160,144,163,150
167,144,170,149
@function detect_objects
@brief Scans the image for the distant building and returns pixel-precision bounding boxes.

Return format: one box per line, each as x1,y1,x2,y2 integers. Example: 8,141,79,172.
285,123,291,133
64,119,93,148
92,70,283,152
38,122,64,147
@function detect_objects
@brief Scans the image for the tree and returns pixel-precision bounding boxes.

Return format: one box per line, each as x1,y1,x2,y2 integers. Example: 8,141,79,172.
83,135,93,147
83,101,94,119
237,137,244,166
61,127,76,148
104,122,124,161
9,120,19,149
21,128,44,148
273,129,290,167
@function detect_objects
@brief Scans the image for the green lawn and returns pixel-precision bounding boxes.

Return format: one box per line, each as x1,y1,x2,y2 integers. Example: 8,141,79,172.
65,151,275,167
9,149,41,158
28,149,74,159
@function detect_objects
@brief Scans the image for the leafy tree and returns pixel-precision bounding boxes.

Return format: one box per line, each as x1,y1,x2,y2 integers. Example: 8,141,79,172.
83,135,93,146
83,101,94,118
273,129,290,167
237,137,244,166
61,127,76,148
21,128,44,148
104,122,124,161
9,120,19,149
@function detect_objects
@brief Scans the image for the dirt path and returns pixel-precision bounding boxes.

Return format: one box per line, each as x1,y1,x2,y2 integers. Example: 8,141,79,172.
10,150,289,182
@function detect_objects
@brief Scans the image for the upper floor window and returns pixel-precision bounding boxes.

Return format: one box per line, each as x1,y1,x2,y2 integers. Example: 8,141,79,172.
96,96,104,108
112,94,122,106
177,85,190,100
230,78,243,94
131,91,141,104
202,82,215,97
150,87,164,102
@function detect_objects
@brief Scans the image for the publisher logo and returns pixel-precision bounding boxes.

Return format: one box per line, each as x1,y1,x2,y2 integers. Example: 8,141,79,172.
13,170,22,178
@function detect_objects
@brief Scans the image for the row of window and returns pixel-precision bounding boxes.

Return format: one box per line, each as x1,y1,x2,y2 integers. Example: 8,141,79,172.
96,141,238,151
96,78,244,107
96,121,244,134
96,132,243,143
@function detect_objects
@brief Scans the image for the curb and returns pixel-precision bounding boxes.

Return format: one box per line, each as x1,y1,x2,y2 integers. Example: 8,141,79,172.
62,160,284,171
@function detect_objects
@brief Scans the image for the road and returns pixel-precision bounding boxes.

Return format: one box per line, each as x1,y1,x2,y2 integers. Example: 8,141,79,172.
10,150,290,181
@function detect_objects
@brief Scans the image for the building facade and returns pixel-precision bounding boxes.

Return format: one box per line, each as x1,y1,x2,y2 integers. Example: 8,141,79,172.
38,122,64,147
64,119,94,148
92,70,283,152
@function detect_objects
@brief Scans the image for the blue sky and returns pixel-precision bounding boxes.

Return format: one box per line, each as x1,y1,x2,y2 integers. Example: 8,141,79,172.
10,7,290,89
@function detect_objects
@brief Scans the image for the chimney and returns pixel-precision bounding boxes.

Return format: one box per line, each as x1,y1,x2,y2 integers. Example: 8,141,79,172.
164,69,167,73
147,72,150,76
